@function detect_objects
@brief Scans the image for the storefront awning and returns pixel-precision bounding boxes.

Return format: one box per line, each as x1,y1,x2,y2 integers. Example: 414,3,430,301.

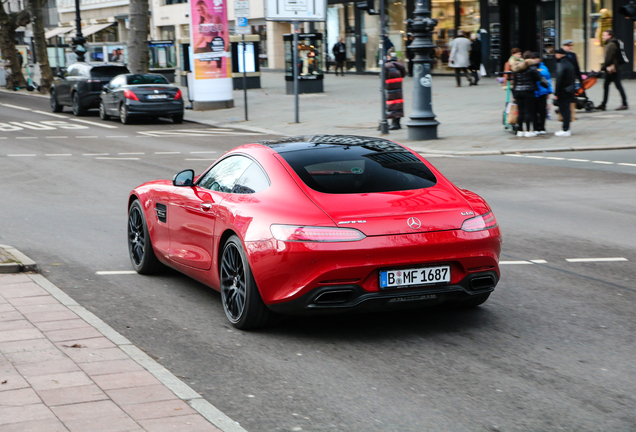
45,26,75,39
82,22,115,37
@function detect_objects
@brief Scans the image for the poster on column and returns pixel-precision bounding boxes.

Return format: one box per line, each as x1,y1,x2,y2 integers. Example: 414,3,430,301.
190,0,233,103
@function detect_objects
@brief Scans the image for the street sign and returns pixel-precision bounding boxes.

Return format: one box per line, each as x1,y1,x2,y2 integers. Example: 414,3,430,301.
234,0,249,17
266,0,326,21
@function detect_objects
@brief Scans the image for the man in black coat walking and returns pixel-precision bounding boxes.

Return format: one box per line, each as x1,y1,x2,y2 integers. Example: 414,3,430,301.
332,38,347,76
554,48,576,136
562,40,583,85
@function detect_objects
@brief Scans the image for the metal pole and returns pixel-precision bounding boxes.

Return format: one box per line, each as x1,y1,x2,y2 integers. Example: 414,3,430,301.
406,0,439,140
73,0,86,62
293,21,300,123
378,0,389,134
242,34,248,121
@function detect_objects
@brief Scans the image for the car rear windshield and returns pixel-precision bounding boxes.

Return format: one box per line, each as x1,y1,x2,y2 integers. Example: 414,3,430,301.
90,66,130,79
126,74,169,85
277,143,437,194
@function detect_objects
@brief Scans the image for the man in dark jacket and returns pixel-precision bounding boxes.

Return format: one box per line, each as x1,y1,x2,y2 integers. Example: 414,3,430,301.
332,38,346,76
562,40,583,85
469,33,482,85
595,29,628,111
554,48,576,136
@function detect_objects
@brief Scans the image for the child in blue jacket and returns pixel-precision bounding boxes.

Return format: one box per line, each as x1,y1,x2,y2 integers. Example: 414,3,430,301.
534,52,553,134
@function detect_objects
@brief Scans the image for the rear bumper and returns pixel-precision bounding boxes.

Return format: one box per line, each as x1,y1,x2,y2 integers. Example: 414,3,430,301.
79,92,102,109
126,100,184,116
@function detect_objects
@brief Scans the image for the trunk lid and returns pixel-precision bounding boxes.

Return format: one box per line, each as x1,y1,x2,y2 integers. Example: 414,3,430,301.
129,85,179,102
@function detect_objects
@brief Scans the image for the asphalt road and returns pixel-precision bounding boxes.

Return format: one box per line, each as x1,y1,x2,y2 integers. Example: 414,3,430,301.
1,91,635,431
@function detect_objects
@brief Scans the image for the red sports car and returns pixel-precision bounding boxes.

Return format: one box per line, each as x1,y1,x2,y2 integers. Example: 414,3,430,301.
128,135,501,329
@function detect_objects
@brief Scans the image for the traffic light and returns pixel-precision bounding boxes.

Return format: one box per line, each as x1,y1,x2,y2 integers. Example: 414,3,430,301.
619,1,636,20
356,0,377,15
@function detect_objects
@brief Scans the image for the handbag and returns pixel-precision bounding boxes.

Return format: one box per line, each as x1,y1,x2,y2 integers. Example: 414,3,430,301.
506,102,518,125
480,64,487,76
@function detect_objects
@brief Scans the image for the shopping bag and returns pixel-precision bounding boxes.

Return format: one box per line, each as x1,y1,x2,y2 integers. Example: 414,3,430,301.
506,102,518,124
480,64,487,76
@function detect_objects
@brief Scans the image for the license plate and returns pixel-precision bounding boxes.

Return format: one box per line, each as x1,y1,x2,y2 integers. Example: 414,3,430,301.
147,94,168,99
379,265,451,289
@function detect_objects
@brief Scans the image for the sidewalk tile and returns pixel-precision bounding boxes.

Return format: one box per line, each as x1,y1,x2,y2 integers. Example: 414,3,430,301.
0,403,56,424
0,418,69,432
45,327,104,343
64,347,129,364
120,399,196,421
0,304,16,313
0,388,41,406
0,319,35,333
92,370,161,391
0,311,26,322
36,383,108,406
16,304,72,315
55,336,116,351
0,283,49,299
0,275,32,285
51,400,126,421
106,384,178,406
15,358,80,377
22,310,79,323
35,319,91,333
0,369,30,392
8,295,60,307
5,348,68,365
0,328,43,344
63,413,143,432
0,338,56,355
25,371,93,391
138,414,221,432
78,359,146,376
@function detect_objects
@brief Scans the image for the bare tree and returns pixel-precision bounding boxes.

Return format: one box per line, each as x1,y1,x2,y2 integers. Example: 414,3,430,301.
0,0,29,89
26,0,54,93
127,0,149,73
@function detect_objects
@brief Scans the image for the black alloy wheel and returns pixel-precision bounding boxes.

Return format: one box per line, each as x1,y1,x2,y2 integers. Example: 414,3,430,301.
72,93,86,116
99,101,110,120
127,200,163,274
50,90,63,112
220,235,278,329
120,103,130,124
173,113,184,124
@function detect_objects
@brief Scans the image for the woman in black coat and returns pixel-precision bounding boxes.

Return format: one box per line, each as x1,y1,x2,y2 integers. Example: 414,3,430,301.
512,51,544,137
469,34,482,85
384,52,406,130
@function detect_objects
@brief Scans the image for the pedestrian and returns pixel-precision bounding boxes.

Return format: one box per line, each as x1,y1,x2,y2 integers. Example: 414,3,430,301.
449,30,471,87
405,33,414,77
384,51,406,130
502,48,522,89
332,37,346,76
554,47,576,136
533,52,553,135
16,50,23,69
512,51,545,137
469,33,482,86
595,29,628,111
561,39,583,85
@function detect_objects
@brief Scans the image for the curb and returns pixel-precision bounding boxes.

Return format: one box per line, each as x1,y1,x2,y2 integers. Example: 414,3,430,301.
0,244,38,273
0,87,50,99
0,245,246,432
412,143,636,157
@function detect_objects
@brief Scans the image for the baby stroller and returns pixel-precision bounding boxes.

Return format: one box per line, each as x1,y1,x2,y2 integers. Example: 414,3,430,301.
574,71,599,112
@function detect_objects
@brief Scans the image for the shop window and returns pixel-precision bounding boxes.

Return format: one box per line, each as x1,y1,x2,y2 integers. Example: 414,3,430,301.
561,0,586,68
149,42,177,69
431,0,456,73
588,0,612,71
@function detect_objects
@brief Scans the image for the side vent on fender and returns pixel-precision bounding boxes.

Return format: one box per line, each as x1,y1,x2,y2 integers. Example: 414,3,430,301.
155,203,167,223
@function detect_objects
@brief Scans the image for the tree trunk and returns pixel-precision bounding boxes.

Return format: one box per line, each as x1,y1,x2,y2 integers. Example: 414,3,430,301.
0,6,29,89
27,0,54,93
127,0,149,73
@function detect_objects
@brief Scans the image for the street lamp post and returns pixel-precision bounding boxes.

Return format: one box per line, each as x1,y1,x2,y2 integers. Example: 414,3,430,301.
72,0,86,62
406,0,439,140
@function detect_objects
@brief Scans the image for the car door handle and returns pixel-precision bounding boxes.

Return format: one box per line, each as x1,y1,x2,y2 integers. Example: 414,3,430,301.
200,203,212,211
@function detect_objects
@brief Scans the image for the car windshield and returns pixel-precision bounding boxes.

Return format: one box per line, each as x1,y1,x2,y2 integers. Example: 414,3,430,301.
126,74,169,85
91,66,130,79
272,137,437,194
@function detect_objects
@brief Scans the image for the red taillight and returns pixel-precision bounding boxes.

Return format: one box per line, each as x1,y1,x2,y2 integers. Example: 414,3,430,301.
270,225,366,242
461,211,498,232
174,89,182,100
124,90,139,101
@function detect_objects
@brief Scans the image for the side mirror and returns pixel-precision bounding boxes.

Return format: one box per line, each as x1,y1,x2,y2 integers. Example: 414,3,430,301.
173,169,194,187
102,84,110,92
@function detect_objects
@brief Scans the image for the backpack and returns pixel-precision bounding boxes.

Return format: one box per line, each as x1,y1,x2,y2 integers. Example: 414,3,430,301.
616,39,629,65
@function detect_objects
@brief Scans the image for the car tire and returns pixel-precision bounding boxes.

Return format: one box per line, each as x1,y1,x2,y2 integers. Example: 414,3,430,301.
172,113,184,124
127,200,163,275
220,235,278,329
99,101,110,120
120,103,130,124
71,92,86,116
50,89,63,113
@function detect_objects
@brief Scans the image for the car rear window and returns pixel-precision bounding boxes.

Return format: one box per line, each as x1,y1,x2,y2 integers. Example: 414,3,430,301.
277,143,437,194
126,74,169,85
90,66,130,79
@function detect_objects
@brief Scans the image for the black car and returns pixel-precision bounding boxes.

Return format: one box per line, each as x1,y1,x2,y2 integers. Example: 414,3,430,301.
50,63,130,116
99,74,184,124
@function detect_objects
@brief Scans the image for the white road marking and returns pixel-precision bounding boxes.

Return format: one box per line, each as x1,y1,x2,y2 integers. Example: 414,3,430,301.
505,154,525,157
591,161,614,164
11,121,56,130
566,257,628,263
7,154,37,157
155,151,181,154
83,153,109,156
189,151,217,154
32,110,67,118
529,259,548,264
567,159,590,162
15,137,38,139
46,136,68,139
500,260,534,265
96,270,138,275
618,163,636,167
118,152,145,155
76,136,98,138
545,157,565,160
0,103,31,111
95,157,140,160
46,154,72,157
0,137,6,140
525,155,545,159
106,136,129,138
70,118,118,129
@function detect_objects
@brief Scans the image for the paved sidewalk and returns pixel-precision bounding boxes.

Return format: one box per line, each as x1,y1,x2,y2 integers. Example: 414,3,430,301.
181,71,636,155
0,252,245,432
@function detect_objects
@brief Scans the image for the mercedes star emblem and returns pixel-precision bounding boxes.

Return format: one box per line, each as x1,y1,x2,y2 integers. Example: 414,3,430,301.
407,217,421,230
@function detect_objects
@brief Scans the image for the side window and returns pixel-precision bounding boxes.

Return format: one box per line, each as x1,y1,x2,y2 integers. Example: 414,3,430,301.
232,162,270,194
110,76,125,89
198,156,252,193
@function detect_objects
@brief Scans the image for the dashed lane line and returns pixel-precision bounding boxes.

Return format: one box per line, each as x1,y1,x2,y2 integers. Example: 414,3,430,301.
69,118,119,129
591,161,614,164
95,157,140,160
106,136,129,138
505,154,636,167
118,152,145,155
15,137,38,140
0,103,31,111
567,158,590,162
566,257,628,263
155,151,181,154
96,270,137,275
7,154,36,157
45,154,72,157
500,260,535,265
618,163,636,167
46,136,68,139
32,110,67,118
83,153,109,156
77,136,99,138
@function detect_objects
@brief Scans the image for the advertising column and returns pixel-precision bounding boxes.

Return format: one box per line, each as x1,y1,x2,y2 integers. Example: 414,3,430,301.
190,0,234,109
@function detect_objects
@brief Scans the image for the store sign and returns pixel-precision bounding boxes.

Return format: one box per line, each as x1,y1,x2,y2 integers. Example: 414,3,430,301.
189,0,233,103
266,0,326,21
